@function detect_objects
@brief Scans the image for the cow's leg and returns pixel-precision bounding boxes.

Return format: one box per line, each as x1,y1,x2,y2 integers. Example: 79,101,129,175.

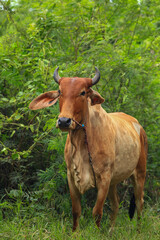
67,172,81,231
108,184,119,231
131,169,146,221
131,169,146,232
92,171,111,228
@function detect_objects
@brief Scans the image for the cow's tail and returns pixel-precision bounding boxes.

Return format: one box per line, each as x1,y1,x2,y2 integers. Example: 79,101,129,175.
129,194,136,219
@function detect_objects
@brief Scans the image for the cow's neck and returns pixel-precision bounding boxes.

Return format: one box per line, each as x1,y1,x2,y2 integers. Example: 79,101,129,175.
85,104,105,150
68,104,100,193
69,103,106,152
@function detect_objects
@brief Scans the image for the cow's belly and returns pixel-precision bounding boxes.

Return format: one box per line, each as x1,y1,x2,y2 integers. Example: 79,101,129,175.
111,135,140,184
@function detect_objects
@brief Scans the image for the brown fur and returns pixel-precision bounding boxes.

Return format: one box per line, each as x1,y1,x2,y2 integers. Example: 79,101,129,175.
29,76,147,231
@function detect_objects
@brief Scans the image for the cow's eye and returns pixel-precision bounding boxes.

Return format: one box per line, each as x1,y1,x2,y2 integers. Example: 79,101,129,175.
80,91,86,96
58,90,61,95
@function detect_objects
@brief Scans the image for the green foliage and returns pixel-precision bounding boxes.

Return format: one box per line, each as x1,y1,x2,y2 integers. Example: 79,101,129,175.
0,204,160,239
0,0,159,219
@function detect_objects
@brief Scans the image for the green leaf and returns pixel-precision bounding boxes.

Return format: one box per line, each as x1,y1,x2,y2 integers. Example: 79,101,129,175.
12,152,20,160
43,118,57,131
1,98,9,102
0,122,3,129
14,113,22,121
10,130,16,137
30,125,34,132
22,151,29,158
1,148,8,155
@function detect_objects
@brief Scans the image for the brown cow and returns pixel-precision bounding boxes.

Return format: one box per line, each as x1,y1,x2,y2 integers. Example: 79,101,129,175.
29,67,147,231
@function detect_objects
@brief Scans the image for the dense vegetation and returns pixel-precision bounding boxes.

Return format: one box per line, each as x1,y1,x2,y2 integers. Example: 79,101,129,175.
0,0,159,238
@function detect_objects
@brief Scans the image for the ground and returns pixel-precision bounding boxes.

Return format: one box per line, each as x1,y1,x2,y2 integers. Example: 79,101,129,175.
0,205,159,240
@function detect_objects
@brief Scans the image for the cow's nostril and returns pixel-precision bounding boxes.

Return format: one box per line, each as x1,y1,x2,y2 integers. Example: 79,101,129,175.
58,117,71,128
58,118,62,126
66,118,71,124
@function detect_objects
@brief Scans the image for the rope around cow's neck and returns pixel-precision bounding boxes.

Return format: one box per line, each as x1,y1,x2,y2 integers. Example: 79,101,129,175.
71,118,97,188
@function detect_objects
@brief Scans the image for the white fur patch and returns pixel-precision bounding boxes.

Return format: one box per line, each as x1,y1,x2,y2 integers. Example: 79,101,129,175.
132,122,141,136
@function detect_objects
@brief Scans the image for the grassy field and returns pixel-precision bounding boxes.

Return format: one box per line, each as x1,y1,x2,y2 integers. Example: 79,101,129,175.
0,204,159,240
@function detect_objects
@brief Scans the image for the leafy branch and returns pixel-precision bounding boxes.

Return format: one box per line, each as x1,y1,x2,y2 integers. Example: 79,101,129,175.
0,128,53,160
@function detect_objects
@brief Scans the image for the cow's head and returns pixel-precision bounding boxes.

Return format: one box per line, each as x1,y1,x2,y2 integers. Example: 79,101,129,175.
29,67,104,131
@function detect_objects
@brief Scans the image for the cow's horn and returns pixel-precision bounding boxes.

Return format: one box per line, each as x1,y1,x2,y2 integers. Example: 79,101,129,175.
53,66,61,84
92,67,100,85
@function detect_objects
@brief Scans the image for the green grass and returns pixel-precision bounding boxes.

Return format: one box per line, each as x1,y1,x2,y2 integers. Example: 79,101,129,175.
0,205,159,240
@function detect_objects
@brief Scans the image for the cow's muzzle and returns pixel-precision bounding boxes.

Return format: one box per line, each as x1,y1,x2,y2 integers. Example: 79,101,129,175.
57,117,71,129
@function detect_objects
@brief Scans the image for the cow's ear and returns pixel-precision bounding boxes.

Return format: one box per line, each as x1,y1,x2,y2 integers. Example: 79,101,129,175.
29,90,60,110
88,88,105,105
